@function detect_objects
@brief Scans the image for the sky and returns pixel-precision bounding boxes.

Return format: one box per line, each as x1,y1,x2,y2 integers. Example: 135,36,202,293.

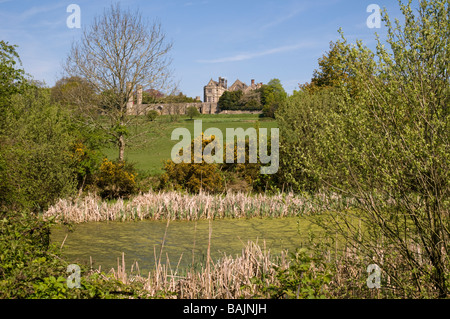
0,0,404,98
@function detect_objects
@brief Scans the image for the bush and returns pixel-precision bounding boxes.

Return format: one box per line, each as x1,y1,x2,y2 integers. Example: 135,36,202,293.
252,249,332,299
0,211,66,298
159,134,223,193
220,122,281,193
95,159,138,199
147,110,159,121
0,85,78,212
0,211,152,298
70,141,103,192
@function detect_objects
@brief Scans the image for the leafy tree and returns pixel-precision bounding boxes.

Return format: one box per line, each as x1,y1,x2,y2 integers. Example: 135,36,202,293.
276,89,337,192
299,41,356,93
186,106,200,119
0,41,26,131
0,85,78,212
260,79,287,118
277,0,450,298
218,90,243,110
162,92,199,104
50,76,97,108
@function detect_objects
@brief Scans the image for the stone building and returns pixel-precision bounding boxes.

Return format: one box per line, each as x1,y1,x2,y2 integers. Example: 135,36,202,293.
203,77,228,103
203,77,263,103
125,77,263,116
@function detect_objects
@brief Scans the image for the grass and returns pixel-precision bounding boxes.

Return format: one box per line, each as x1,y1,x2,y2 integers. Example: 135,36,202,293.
102,114,278,175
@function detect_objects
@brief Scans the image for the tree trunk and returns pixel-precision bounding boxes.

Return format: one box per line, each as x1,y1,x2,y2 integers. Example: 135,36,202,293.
118,134,125,162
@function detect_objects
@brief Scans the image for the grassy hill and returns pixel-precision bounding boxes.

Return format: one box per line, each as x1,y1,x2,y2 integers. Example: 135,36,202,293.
102,114,278,175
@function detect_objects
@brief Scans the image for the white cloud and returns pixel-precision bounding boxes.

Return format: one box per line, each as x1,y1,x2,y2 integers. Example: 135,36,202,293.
184,1,209,7
20,2,66,20
260,7,304,30
196,42,316,64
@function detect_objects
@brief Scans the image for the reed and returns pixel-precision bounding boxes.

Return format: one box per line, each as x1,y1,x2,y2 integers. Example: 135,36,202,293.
100,240,290,299
43,190,356,223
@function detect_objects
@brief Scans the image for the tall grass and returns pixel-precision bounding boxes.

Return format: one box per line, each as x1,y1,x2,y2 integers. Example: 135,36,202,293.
43,191,356,223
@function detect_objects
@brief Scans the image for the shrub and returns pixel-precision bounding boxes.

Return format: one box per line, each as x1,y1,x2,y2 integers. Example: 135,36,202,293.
159,134,223,193
147,110,159,121
0,211,66,298
95,159,138,199
252,249,332,299
220,122,281,193
70,141,102,192
0,86,78,212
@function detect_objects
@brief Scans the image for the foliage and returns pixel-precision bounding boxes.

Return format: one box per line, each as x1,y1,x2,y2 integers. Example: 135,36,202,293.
252,249,332,299
218,90,243,110
95,159,139,199
50,76,98,109
220,121,281,193
159,134,223,194
0,85,78,212
186,105,200,120
276,88,337,193
299,41,356,94
0,41,26,118
276,0,450,297
0,210,66,298
70,141,103,192
260,79,287,118
146,110,160,121
218,90,262,111
161,92,199,104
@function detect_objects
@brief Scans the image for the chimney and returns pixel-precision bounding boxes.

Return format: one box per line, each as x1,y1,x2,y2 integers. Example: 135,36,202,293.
251,79,255,86
137,85,143,105
126,82,133,114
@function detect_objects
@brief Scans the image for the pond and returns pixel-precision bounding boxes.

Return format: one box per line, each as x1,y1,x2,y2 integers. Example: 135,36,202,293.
51,217,320,275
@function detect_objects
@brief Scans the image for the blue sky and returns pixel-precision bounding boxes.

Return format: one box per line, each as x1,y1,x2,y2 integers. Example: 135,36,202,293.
0,0,403,98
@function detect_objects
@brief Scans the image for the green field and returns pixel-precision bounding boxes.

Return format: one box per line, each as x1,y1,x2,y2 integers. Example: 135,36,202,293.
102,114,278,175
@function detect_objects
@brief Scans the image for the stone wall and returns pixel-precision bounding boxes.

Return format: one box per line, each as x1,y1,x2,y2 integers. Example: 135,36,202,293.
128,101,262,116
128,102,219,115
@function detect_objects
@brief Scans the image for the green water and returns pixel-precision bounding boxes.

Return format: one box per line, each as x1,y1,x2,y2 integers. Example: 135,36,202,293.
51,217,318,275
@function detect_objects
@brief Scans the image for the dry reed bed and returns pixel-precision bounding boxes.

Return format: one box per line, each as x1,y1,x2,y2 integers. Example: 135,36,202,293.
103,240,290,299
43,191,355,223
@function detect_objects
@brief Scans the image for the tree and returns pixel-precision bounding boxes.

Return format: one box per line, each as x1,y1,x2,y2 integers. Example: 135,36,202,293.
278,0,449,297
1,85,78,212
218,90,243,110
0,41,26,131
260,79,287,118
299,41,356,93
50,76,98,110
186,106,200,120
64,3,174,161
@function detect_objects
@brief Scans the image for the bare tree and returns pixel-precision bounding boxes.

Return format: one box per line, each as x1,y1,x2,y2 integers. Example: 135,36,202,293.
64,3,175,161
